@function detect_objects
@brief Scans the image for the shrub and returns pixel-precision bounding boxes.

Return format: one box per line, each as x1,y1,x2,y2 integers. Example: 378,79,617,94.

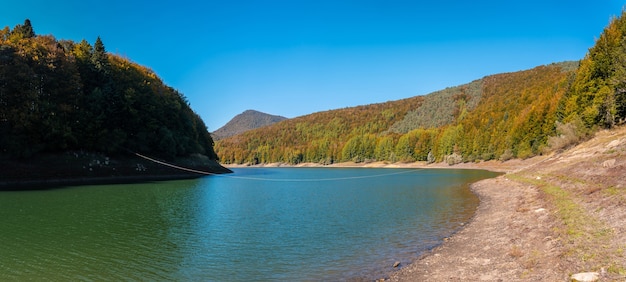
445,153,463,165
499,149,514,161
548,119,587,151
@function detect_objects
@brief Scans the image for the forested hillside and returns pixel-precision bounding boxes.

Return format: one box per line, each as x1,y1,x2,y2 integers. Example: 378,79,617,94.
217,11,626,166
215,62,577,165
388,79,483,133
0,20,217,160
212,110,287,140
216,96,424,164
225,11,626,166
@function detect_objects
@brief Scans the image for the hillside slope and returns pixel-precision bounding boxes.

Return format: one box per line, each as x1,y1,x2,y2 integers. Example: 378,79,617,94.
212,110,287,140
224,9,626,167
216,96,425,164
216,62,577,165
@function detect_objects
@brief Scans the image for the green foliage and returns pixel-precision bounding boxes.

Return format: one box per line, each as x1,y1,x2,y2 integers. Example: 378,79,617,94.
0,20,217,160
389,79,482,133
457,63,573,160
560,12,626,128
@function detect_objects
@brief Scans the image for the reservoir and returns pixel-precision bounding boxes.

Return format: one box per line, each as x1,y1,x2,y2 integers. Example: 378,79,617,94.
0,168,499,280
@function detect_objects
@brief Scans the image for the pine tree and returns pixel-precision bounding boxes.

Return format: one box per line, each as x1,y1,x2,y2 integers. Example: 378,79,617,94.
92,36,109,74
9,19,35,41
22,19,35,38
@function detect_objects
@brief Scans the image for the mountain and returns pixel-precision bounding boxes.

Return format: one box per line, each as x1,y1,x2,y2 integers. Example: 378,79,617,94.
212,110,287,140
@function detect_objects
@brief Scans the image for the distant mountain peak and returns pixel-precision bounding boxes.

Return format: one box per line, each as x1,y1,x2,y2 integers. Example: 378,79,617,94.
212,110,287,140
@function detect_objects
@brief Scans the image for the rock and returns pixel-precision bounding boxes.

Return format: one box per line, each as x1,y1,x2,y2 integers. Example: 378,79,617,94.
393,261,401,268
570,272,599,282
602,159,616,168
608,139,621,148
534,208,546,213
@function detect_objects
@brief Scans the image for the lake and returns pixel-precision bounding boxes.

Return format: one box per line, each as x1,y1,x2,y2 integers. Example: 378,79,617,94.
0,167,499,281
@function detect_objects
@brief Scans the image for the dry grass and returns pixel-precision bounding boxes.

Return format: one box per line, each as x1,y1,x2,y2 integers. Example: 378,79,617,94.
509,245,524,258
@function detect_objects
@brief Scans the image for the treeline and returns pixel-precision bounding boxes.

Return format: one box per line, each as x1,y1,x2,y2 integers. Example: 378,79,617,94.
220,11,626,166
216,62,576,164
216,97,423,164
0,20,217,160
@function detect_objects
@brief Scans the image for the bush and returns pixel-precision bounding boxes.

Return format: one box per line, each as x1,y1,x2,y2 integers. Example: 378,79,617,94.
548,119,587,151
499,149,514,161
445,153,463,165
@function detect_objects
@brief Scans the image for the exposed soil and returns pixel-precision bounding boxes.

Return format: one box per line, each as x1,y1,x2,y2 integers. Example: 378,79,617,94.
388,126,626,281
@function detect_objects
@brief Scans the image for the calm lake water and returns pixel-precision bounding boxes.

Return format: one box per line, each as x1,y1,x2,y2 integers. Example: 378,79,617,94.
0,168,499,281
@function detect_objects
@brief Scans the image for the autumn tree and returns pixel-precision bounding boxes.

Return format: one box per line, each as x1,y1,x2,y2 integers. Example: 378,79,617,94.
0,20,218,160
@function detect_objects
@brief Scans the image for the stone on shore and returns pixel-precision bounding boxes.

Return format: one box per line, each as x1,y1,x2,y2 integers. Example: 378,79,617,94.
393,261,401,268
602,158,616,168
570,272,599,282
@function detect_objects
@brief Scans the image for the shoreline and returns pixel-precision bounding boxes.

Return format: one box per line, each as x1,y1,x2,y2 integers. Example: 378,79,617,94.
225,157,562,280
0,152,232,190
228,156,591,281
223,158,536,173
0,173,210,190
383,126,626,280
387,174,565,281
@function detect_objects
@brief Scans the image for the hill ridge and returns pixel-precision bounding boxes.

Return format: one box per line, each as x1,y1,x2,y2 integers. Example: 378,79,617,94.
212,110,287,140
216,61,578,165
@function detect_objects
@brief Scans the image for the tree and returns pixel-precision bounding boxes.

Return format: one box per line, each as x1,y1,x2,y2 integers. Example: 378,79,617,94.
92,36,109,75
0,26,10,41
9,19,35,41
0,20,219,160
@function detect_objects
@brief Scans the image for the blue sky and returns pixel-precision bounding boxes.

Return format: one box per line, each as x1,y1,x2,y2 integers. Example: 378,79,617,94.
2,1,624,131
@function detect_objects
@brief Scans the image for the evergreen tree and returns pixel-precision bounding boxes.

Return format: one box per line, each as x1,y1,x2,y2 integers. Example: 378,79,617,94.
92,36,109,74
22,19,35,38
9,19,35,41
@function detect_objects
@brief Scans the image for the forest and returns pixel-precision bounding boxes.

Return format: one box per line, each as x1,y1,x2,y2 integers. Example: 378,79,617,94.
0,20,218,160
216,11,626,165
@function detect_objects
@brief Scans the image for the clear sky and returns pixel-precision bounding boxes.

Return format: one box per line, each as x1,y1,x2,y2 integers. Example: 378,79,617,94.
2,1,625,131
